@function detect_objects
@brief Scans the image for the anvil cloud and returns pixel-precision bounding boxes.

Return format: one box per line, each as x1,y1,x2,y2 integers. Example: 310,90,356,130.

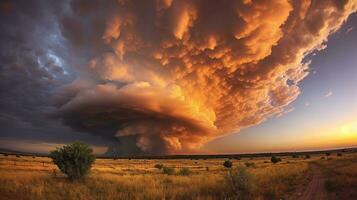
1,0,356,155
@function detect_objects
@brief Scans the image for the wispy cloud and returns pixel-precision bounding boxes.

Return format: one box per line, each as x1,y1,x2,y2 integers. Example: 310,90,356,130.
346,26,354,34
324,90,333,98
305,101,310,107
276,107,295,118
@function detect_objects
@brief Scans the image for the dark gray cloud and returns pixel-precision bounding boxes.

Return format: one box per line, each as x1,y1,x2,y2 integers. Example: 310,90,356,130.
0,0,111,146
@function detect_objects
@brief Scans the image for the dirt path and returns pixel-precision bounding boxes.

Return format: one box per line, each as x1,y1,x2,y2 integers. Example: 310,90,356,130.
289,163,327,200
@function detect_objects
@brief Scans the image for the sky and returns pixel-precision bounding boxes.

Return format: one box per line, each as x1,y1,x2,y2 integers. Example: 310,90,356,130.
0,0,356,155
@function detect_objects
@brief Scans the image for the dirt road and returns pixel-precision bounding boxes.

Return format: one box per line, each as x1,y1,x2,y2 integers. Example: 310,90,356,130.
289,163,327,200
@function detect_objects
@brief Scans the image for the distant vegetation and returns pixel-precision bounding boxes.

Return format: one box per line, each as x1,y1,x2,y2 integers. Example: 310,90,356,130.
154,163,163,170
244,162,255,168
223,160,233,168
162,166,175,175
50,142,95,181
271,156,281,164
179,167,191,176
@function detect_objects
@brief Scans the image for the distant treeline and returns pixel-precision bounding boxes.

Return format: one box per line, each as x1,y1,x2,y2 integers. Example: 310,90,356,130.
1,147,356,160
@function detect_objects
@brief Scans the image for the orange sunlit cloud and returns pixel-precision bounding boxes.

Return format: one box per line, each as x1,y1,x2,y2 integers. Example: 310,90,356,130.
50,0,357,154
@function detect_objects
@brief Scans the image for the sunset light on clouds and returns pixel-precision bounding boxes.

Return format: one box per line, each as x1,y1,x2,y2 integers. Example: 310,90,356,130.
0,0,357,155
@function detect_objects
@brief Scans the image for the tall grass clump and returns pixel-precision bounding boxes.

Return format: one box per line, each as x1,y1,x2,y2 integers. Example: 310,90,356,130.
226,167,256,199
50,141,95,181
179,167,192,176
244,162,255,168
163,166,175,175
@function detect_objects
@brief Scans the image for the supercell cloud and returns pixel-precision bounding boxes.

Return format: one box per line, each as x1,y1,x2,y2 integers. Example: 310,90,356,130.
1,0,356,154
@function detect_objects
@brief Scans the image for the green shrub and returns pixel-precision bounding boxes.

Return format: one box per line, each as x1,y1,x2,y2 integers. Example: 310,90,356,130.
226,167,256,199
163,167,175,175
154,163,164,170
223,160,233,168
179,167,191,176
270,156,281,164
50,141,95,181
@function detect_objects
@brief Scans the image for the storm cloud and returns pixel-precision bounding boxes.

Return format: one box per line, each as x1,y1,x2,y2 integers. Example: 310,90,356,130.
1,0,356,155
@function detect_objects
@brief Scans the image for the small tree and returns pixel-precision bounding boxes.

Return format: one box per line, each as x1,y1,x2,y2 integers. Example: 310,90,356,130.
224,160,233,168
271,156,281,164
50,142,95,181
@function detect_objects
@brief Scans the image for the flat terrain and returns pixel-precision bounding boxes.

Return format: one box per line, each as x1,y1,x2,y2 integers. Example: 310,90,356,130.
0,152,356,200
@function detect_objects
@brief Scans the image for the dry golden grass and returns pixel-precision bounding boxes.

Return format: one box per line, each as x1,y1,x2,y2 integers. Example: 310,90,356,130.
314,153,357,200
0,154,337,200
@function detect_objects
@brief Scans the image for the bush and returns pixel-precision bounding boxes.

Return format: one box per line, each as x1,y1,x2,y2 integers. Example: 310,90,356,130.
50,142,95,181
337,153,342,157
321,156,325,160
292,154,299,158
223,160,233,168
226,167,256,199
326,153,331,156
244,162,255,168
179,167,191,176
305,154,311,159
163,167,175,175
16,155,20,158
154,163,164,170
270,156,281,164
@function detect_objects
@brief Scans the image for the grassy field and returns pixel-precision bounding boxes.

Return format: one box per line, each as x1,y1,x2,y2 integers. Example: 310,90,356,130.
314,153,357,200
0,152,356,200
